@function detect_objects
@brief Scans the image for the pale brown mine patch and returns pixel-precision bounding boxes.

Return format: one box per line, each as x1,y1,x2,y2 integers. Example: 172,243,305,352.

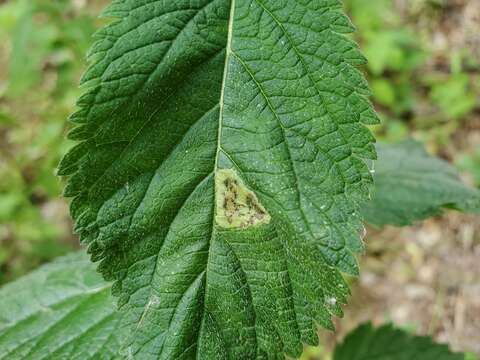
215,169,271,229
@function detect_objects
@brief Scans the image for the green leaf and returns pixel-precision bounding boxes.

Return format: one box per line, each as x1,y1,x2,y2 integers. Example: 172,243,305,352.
363,140,480,227
333,322,464,360
0,252,122,360
59,1,378,358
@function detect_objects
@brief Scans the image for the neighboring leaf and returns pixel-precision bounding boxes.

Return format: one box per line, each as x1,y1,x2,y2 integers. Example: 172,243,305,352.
0,252,122,360
363,140,480,227
59,1,378,358
333,322,464,360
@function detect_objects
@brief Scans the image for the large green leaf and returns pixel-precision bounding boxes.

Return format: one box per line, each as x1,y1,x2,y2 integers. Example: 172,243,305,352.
59,1,378,358
0,252,122,360
363,141,480,227
333,322,464,360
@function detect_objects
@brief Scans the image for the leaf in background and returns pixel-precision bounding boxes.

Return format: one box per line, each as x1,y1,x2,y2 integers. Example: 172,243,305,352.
59,1,378,358
363,140,480,227
0,252,122,360
457,148,480,187
333,322,464,360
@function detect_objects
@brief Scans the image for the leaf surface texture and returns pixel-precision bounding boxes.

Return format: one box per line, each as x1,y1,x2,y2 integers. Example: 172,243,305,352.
0,252,122,360
333,323,464,360
59,0,378,358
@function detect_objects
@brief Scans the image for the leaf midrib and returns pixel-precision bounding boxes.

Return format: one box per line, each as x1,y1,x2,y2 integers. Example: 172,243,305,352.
198,0,242,357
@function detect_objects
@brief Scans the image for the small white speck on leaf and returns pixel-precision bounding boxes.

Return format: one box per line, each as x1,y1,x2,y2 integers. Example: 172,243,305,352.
326,297,337,306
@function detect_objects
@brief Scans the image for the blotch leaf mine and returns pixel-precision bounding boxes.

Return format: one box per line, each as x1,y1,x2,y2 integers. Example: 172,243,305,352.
215,168,271,228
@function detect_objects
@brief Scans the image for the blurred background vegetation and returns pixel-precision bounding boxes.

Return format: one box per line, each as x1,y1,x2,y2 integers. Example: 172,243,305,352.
0,0,106,282
0,0,478,357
